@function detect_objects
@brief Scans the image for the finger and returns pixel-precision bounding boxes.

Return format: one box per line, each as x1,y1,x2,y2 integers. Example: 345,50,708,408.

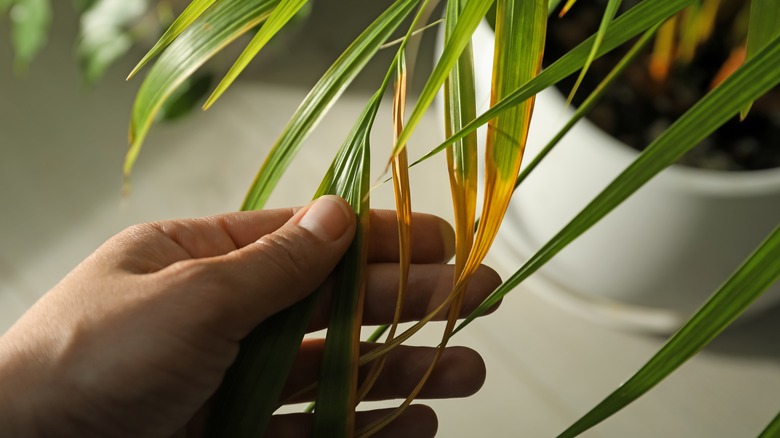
281,340,486,403
309,263,502,330
367,210,454,263
267,404,437,438
156,195,356,338
122,209,453,269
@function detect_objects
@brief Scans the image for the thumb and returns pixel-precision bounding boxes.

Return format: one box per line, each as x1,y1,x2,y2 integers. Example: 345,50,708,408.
204,195,356,336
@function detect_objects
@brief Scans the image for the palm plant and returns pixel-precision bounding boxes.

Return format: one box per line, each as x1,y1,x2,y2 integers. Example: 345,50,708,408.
129,0,779,436
8,0,778,436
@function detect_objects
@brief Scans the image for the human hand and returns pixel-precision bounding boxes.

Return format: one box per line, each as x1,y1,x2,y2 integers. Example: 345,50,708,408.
0,196,501,437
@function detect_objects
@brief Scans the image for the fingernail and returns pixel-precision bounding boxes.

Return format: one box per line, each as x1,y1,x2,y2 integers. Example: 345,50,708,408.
298,196,353,241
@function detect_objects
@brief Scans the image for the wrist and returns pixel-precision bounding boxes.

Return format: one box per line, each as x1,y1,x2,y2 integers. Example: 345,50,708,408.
0,325,73,437
0,334,38,436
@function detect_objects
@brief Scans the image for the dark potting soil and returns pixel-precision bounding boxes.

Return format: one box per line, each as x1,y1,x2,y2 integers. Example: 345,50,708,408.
543,0,780,171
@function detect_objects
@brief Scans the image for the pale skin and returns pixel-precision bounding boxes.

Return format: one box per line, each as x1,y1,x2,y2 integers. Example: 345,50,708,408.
0,195,501,437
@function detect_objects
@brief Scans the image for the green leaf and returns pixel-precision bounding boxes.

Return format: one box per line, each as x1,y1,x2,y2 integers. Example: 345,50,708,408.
203,0,309,109
444,0,478,268
126,0,280,179
157,72,214,121
559,224,780,437
412,0,695,166
464,0,545,286
565,0,621,105
759,409,780,438
558,0,577,16
240,0,420,211
390,0,496,159
459,34,780,331
127,0,218,79
355,49,412,409
8,0,51,70
77,0,150,84
741,0,780,118
313,91,376,438
206,291,321,437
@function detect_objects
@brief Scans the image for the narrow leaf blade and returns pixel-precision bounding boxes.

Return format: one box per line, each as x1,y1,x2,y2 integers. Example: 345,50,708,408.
558,0,576,17
759,409,780,438
444,0,478,269
357,52,412,403
203,0,309,109
313,106,373,436
741,0,780,118
466,0,546,278
559,225,780,437
206,293,320,436
565,0,621,104
127,0,218,79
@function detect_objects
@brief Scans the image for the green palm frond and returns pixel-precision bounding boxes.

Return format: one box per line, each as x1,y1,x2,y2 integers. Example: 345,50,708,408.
127,0,218,79
203,0,309,109
741,0,780,118
560,224,780,437
564,0,621,104
759,409,780,438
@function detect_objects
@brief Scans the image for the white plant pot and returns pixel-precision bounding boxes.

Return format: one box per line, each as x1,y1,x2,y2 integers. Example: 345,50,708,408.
437,21,780,332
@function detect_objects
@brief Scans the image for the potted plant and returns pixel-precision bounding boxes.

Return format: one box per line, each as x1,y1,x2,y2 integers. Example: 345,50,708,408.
5,0,779,436
451,1,780,333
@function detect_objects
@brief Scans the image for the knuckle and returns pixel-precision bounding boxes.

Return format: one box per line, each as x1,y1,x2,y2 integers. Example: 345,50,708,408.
118,223,157,241
160,259,239,327
165,258,211,282
253,230,314,281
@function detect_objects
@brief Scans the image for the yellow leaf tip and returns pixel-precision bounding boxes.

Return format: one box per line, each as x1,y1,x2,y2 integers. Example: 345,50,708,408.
202,91,220,111
127,62,145,80
121,171,133,198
